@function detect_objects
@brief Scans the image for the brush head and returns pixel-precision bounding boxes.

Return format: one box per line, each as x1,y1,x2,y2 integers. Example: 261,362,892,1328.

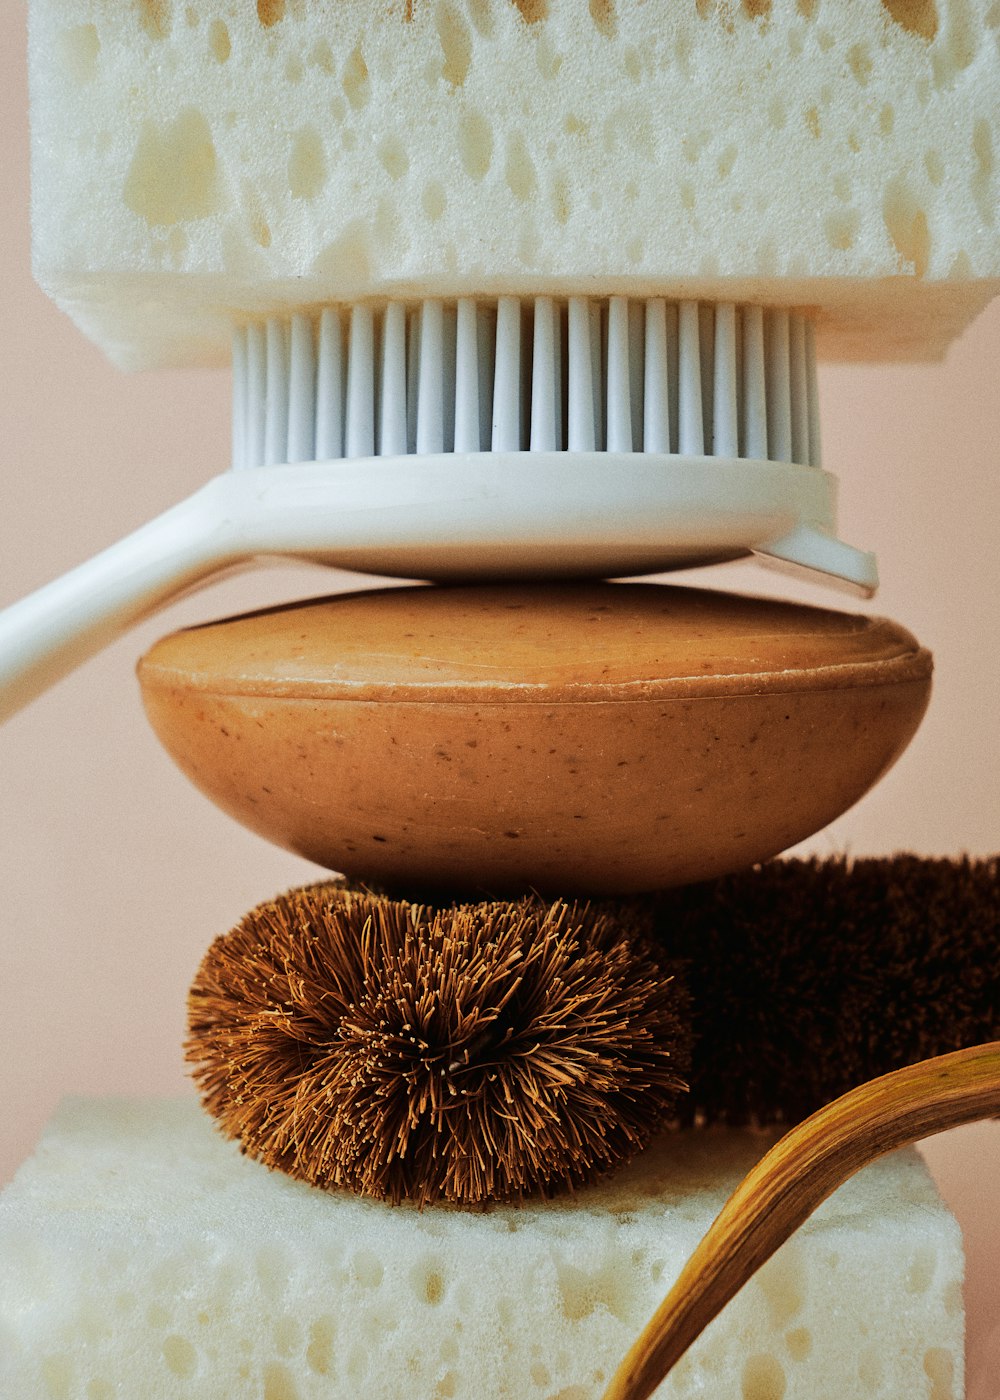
654,855,1000,1126
222,297,883,591
187,884,691,1207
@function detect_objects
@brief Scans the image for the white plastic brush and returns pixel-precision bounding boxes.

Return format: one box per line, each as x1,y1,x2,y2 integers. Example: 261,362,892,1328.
0,295,875,723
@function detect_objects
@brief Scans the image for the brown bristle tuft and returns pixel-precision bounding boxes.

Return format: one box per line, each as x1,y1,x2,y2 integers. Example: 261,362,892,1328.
187,885,691,1207
653,855,1000,1126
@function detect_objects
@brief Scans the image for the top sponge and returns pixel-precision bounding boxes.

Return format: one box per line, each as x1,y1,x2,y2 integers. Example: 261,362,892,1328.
29,0,1000,369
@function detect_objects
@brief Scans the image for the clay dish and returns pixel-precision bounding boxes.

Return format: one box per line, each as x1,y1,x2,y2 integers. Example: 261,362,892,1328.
138,583,932,894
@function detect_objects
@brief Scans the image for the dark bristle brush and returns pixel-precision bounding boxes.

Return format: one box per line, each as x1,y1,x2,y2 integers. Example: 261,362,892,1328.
652,855,1000,1126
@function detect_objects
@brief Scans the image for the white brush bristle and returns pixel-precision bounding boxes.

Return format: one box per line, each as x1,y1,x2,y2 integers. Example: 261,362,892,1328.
232,297,820,472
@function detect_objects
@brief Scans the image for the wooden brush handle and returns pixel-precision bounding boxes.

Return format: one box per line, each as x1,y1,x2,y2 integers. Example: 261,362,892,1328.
604,1042,1000,1400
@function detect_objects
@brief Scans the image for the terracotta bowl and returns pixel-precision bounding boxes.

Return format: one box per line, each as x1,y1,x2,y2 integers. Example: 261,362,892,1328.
138,583,932,894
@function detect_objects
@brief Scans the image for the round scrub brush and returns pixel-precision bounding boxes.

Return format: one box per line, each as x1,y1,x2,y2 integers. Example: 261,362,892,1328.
187,884,691,1207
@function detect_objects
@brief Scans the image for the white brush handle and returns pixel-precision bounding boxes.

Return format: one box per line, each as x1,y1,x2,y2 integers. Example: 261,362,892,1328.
0,482,237,723
0,452,874,723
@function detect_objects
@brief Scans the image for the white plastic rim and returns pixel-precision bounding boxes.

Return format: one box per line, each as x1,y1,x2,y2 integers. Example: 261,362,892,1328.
222,451,852,581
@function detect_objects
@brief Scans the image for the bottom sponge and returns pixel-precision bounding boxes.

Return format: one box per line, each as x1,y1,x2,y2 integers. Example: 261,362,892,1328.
0,1099,963,1400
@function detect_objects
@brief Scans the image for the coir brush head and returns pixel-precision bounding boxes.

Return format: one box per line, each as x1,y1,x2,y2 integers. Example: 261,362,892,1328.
654,855,1000,1127
187,886,690,1208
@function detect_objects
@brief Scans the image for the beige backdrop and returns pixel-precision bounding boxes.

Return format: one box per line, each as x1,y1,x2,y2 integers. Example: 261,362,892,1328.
1,2,998,1391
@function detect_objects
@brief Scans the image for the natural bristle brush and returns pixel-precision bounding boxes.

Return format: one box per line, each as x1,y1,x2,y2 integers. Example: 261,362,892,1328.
185,858,1000,1208
0,294,876,722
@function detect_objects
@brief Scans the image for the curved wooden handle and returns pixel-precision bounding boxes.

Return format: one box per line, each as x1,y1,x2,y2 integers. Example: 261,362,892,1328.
604,1042,1000,1400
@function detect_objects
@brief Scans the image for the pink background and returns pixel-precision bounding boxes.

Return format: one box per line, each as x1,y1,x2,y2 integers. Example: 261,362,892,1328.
1,2,997,1391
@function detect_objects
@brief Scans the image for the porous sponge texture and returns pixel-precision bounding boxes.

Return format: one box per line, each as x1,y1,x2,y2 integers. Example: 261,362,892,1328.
29,0,1000,368
0,1098,965,1400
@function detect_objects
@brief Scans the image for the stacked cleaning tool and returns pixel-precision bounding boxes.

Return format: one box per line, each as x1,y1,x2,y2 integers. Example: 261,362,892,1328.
2,2,1000,1397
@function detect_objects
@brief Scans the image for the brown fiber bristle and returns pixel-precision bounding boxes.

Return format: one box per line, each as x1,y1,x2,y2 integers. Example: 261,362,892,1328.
652,855,1000,1126
187,886,691,1207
